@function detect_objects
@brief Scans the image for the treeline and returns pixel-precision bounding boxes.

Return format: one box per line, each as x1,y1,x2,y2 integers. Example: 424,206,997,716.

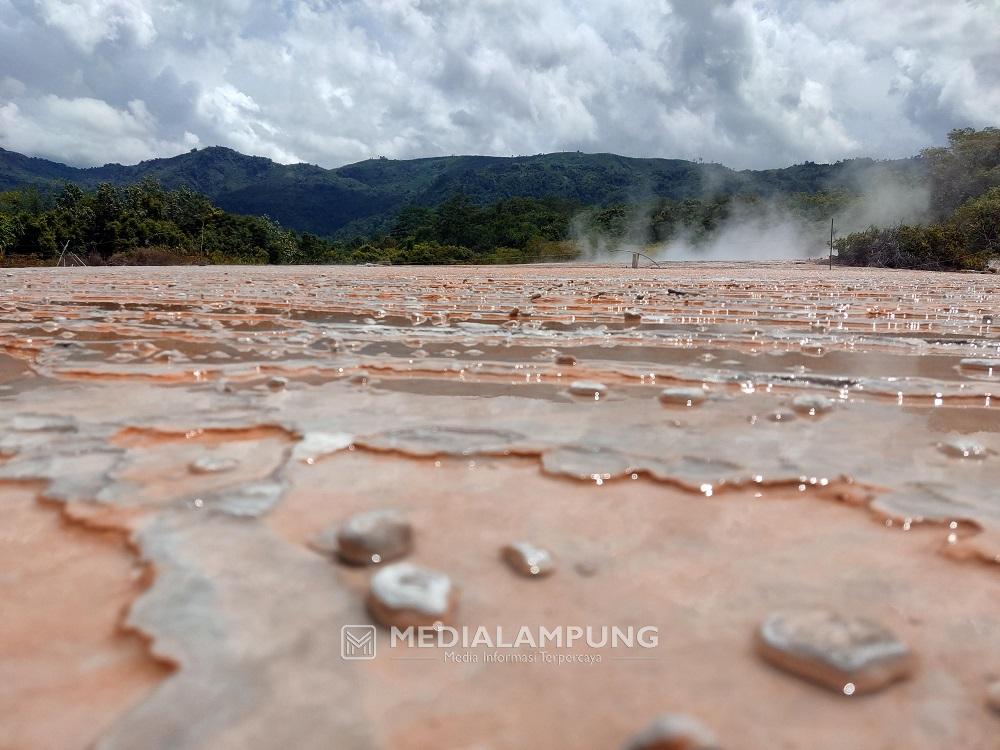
0,177,852,266
835,127,999,270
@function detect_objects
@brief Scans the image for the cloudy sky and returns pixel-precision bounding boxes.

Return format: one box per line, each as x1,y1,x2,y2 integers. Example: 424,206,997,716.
1,0,998,170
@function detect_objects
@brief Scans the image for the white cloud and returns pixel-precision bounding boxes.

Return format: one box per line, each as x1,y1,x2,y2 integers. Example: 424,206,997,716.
1,0,997,169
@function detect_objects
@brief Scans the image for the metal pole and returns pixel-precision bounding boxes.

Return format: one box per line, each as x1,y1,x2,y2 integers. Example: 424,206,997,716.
828,218,834,270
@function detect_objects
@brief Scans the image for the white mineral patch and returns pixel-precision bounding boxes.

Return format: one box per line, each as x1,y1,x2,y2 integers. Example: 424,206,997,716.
368,562,455,625
293,431,353,462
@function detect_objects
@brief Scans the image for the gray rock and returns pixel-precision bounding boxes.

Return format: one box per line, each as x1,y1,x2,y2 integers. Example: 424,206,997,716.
756,608,915,694
622,714,720,750
658,387,706,407
569,380,607,398
333,509,413,565
501,542,556,577
791,394,835,416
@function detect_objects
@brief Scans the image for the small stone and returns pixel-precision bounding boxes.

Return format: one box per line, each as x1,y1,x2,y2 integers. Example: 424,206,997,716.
501,542,556,577
756,608,915,694
938,437,990,460
367,562,458,628
569,380,607,398
332,509,413,565
982,314,994,325
189,456,239,474
658,387,706,407
622,714,720,750
986,680,1000,714
624,310,642,323
791,394,835,416
554,353,577,366
508,307,520,319
767,409,797,423
267,376,288,390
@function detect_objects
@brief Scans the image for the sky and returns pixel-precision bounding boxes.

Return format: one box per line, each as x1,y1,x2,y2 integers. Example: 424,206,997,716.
1,0,998,170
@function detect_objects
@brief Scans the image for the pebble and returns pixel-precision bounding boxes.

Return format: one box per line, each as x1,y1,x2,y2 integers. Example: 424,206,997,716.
767,409,797,423
791,394,835,416
624,310,642,323
658,387,706,407
569,380,607,398
331,509,413,565
501,542,556,577
938,437,989,460
555,354,577,366
755,608,915,694
622,714,720,750
367,562,457,628
189,456,239,474
267,376,288,390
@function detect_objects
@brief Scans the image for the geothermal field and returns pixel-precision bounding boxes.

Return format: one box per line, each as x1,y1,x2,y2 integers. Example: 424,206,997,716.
1,261,999,750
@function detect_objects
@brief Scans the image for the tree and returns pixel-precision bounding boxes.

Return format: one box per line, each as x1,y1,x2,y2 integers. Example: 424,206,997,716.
921,127,1000,216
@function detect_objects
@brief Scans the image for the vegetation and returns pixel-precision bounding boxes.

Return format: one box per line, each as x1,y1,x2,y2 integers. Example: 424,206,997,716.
836,128,1000,270
1,129,996,269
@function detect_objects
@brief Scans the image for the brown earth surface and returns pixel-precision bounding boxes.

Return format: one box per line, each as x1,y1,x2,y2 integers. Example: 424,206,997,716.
0,261,998,749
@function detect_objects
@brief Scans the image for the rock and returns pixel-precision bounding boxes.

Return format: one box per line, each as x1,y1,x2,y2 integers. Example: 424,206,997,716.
938,437,990,459
791,394,835,416
367,562,457,628
987,680,1000,714
622,714,720,750
554,353,577,366
755,608,915,694
658,387,706,407
569,380,607,398
767,409,797,423
189,456,239,474
332,509,413,565
624,310,642,323
501,542,556,577
267,375,288,390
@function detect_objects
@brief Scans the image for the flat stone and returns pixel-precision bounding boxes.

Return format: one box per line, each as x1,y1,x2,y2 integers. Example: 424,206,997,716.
367,562,457,628
791,394,835,416
501,542,556,577
756,608,915,694
622,714,720,750
658,387,706,407
333,509,413,565
569,380,607,398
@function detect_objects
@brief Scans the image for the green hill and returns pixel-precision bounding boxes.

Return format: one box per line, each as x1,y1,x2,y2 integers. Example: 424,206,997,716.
0,146,922,239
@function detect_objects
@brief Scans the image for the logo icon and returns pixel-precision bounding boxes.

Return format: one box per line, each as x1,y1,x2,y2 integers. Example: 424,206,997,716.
341,625,377,660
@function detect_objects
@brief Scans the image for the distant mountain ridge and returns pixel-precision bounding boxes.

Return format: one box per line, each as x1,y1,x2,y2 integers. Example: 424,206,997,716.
0,145,923,238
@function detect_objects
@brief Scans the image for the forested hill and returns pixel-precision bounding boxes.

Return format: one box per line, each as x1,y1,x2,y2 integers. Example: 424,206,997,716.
0,146,921,238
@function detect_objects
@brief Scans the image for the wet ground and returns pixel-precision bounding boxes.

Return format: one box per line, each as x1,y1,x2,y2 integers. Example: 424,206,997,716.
0,261,998,749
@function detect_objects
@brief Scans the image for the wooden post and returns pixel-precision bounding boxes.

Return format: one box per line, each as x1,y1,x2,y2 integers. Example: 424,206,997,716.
631,252,639,269
828,218,834,270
